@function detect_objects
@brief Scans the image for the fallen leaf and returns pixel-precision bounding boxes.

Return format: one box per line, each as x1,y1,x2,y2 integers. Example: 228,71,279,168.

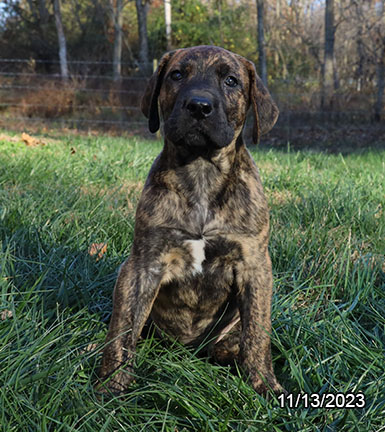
88,243,108,261
21,132,46,147
374,204,383,219
0,133,20,143
1,310,13,320
79,343,99,355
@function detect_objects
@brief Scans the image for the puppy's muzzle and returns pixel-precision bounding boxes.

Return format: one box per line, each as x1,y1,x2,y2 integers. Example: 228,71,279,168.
185,96,213,120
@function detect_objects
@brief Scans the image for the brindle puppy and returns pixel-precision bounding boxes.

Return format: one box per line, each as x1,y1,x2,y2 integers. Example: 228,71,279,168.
98,45,284,395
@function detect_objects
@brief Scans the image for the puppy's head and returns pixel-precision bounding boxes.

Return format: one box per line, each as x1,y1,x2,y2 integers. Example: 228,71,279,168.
141,46,278,148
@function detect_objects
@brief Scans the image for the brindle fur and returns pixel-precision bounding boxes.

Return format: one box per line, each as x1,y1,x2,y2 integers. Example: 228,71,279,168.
98,45,284,395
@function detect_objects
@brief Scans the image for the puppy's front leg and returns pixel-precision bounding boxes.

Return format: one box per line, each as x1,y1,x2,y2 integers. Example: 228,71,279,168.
237,250,284,395
98,256,161,394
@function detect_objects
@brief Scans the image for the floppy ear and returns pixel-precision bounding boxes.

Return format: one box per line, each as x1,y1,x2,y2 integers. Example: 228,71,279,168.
141,50,178,133
238,57,279,144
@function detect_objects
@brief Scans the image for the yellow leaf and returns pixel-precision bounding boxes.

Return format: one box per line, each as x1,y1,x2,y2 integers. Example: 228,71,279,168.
88,243,108,261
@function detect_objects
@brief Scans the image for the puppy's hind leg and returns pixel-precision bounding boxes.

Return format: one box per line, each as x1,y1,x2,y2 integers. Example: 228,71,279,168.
210,320,241,366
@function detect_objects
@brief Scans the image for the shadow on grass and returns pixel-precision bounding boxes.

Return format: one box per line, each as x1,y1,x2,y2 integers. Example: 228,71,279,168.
0,223,119,321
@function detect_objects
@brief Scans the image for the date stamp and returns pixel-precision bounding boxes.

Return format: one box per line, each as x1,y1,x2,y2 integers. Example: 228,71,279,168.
278,392,366,409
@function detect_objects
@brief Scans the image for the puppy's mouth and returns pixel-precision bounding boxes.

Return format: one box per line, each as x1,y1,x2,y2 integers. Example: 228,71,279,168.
164,116,233,149
176,128,216,148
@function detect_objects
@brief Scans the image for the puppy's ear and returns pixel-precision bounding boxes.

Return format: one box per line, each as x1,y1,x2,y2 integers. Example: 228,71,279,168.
238,57,279,144
141,50,178,133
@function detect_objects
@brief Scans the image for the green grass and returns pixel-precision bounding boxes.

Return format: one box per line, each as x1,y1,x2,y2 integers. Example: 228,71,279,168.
0,130,384,431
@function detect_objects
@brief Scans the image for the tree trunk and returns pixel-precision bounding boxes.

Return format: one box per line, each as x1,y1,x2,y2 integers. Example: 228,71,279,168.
39,0,50,26
356,27,364,91
135,0,150,74
112,0,124,81
374,54,385,122
164,0,172,51
374,0,385,121
53,0,69,80
256,0,267,86
321,0,335,110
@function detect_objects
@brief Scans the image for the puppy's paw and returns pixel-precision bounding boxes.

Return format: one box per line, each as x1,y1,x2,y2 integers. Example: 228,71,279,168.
250,375,287,397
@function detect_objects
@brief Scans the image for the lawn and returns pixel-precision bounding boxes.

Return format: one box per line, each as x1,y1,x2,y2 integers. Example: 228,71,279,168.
0,131,384,431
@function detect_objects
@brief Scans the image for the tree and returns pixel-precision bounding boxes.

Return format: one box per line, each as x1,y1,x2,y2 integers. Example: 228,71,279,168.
256,0,267,86
374,0,385,121
53,0,69,80
321,0,336,110
135,0,150,73
164,0,172,51
348,0,385,121
111,0,124,81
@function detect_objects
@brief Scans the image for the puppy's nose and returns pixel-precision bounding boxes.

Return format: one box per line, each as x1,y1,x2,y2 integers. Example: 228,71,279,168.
186,97,213,119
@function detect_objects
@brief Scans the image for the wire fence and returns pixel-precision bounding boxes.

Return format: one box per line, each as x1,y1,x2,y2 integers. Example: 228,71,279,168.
0,57,152,133
0,57,381,142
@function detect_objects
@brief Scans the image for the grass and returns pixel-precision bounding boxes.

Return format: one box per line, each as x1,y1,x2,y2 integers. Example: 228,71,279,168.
0,130,384,431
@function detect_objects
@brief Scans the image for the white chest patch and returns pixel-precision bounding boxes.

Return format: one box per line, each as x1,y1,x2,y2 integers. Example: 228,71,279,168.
185,239,206,274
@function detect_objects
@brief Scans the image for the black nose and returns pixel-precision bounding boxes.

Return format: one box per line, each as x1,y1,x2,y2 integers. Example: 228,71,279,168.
186,96,213,119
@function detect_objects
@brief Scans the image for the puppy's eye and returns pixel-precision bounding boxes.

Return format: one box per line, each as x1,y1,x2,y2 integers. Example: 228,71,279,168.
170,70,183,81
224,76,238,87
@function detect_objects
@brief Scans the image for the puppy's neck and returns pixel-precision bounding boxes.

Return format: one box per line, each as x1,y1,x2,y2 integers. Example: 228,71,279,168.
155,135,244,204
161,134,242,173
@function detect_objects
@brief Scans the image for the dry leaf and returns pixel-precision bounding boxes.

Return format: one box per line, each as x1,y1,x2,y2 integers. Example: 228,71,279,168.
0,133,20,143
21,132,46,147
88,243,107,261
1,310,13,320
79,343,99,354
374,204,383,219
